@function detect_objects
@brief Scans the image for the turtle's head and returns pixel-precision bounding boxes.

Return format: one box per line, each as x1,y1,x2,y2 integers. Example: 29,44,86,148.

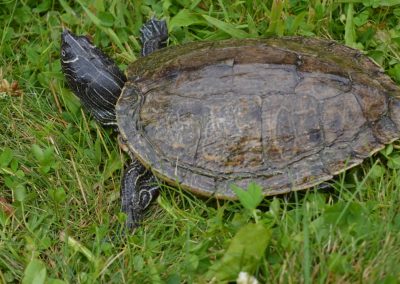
61,30,126,126
60,30,93,63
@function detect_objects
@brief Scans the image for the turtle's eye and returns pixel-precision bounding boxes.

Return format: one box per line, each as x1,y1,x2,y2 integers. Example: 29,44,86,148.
61,50,66,57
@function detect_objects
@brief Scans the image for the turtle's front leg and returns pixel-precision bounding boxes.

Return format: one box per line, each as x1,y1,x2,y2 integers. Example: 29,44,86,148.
121,159,159,229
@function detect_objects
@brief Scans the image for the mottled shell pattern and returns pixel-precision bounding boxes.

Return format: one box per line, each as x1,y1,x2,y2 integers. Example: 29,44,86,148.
117,37,400,198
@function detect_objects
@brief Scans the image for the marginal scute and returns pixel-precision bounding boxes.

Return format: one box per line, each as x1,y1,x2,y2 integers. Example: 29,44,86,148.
320,143,361,175
350,127,381,158
388,98,400,131
352,84,388,121
287,154,328,188
372,116,399,144
117,37,400,199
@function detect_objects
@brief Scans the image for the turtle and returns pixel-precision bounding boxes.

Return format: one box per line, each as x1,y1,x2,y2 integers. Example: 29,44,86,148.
60,19,400,229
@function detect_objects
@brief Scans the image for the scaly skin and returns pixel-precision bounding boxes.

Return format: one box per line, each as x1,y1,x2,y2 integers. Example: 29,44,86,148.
60,19,169,229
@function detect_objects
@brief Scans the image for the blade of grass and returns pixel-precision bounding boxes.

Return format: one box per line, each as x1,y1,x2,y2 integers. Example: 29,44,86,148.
267,0,284,35
344,3,356,48
202,15,249,38
303,201,311,284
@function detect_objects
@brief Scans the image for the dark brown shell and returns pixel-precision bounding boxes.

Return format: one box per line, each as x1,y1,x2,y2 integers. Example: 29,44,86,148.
116,37,400,199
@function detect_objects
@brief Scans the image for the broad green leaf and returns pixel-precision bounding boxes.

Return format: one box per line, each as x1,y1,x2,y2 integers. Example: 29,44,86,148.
388,63,400,83
93,0,105,11
381,144,393,157
202,15,249,38
49,188,67,203
387,154,400,169
14,6,32,25
269,197,281,218
10,159,19,172
31,144,44,162
353,10,369,27
32,0,51,13
14,184,26,202
208,223,271,281
22,259,47,284
231,182,263,211
0,148,13,167
98,11,115,27
166,274,181,284
369,164,385,179
25,46,40,65
41,146,55,166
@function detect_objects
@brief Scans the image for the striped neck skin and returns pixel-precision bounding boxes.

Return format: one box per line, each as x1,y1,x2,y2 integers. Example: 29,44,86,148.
60,30,127,126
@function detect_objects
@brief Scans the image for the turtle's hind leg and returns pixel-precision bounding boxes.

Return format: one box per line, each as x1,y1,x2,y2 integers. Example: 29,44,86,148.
121,159,159,229
140,18,168,56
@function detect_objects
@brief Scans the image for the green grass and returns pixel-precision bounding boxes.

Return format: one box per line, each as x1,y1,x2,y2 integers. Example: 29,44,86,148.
1,0,400,283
